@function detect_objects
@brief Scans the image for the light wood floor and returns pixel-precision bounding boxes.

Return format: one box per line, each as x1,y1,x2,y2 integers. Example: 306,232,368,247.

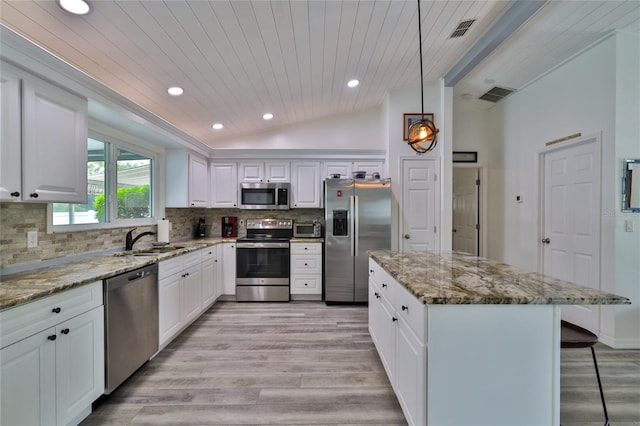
82,301,640,425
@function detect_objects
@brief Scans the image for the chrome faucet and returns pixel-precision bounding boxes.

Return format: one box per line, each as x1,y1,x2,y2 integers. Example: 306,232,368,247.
125,227,156,251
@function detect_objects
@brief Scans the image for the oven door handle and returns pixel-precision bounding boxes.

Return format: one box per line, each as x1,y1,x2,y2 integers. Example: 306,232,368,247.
236,242,290,249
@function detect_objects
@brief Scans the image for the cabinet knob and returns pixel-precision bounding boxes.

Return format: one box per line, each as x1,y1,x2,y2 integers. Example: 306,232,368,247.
304,283,308,286
10,191,20,197
60,328,70,335
233,204,236,207
369,269,373,273
304,247,308,250
374,292,380,299
304,263,308,266
401,305,408,311
52,307,61,314
382,283,387,288
48,335,57,341
30,192,39,198
541,237,551,244
404,234,410,239
392,317,398,322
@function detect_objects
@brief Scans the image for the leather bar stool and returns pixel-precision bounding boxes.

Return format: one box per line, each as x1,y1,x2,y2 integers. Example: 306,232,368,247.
561,320,609,426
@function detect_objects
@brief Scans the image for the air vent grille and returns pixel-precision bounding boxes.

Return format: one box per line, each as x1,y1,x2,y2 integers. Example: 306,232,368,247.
479,86,515,103
450,19,476,38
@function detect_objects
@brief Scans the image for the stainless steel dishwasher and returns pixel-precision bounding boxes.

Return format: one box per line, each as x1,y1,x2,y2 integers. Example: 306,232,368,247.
104,263,158,394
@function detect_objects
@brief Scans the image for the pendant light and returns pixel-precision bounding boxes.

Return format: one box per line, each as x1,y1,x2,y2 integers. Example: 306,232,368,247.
407,0,439,154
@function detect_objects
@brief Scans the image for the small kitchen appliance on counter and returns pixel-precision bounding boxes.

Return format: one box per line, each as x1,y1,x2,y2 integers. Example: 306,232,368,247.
236,218,293,302
293,221,322,238
222,216,237,238
196,217,207,238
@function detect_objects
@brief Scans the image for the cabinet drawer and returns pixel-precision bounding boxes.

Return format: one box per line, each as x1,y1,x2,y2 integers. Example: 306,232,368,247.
201,246,216,263
394,281,427,342
369,260,395,305
159,256,182,278
291,243,322,255
291,275,321,292
0,281,102,349
182,251,202,269
291,256,322,274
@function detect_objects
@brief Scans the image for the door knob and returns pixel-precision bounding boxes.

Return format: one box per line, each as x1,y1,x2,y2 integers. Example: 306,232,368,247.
404,234,410,239
541,238,551,244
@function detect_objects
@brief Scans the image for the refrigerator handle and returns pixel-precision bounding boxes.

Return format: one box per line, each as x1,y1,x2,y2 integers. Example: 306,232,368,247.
354,195,359,256
350,195,356,257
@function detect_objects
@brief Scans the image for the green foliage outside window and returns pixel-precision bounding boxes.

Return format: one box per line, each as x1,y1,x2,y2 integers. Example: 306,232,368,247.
94,184,150,219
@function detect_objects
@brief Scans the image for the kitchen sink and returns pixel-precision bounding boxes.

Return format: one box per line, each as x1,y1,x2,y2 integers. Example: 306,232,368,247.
114,245,186,257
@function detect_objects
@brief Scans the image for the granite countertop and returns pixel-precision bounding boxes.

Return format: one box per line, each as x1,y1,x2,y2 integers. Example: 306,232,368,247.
368,250,631,305
0,238,232,311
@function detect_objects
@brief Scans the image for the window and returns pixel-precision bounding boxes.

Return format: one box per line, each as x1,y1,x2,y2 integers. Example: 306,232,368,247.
52,136,155,229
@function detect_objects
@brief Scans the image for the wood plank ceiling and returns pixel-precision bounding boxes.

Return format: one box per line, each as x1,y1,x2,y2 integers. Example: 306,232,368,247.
1,1,638,148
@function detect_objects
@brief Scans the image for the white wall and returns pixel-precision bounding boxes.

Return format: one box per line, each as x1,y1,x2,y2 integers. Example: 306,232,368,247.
212,107,384,150
486,32,639,347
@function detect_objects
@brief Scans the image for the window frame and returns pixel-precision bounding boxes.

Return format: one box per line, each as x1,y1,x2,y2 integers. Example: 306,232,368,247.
47,129,163,233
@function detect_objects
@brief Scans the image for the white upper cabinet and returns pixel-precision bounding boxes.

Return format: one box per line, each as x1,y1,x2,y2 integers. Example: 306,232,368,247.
1,63,88,203
291,161,321,208
166,150,209,207
239,161,289,182
0,69,22,201
322,161,384,180
210,162,238,208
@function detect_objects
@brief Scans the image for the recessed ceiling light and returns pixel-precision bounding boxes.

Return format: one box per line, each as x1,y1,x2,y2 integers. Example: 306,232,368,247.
212,123,224,130
167,87,184,96
58,0,91,15
263,113,274,120
347,79,360,88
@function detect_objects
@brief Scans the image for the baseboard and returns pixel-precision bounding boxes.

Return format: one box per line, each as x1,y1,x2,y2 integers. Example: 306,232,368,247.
599,333,640,349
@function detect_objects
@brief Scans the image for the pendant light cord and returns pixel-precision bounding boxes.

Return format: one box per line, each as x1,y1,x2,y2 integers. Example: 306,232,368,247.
418,0,424,121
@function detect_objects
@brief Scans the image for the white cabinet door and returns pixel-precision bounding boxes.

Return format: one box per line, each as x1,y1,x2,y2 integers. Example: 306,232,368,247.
238,162,263,182
55,306,104,426
21,74,88,203
201,248,217,308
323,162,352,179
181,264,202,324
395,316,426,426
210,163,238,207
188,154,209,207
291,161,321,208
221,242,236,295
159,273,181,347
353,161,384,178
265,162,290,182
0,328,56,426
368,284,396,380
0,70,22,201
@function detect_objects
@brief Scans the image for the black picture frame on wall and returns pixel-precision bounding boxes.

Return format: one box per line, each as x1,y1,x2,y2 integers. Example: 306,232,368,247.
453,151,478,163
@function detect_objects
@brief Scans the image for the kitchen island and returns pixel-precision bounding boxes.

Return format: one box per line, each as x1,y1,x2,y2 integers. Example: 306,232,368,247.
367,250,630,426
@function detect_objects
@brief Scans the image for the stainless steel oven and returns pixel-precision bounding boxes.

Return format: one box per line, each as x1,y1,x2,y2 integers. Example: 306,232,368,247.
236,219,293,302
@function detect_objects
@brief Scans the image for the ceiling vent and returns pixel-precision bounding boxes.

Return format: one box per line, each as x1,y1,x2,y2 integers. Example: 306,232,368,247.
449,19,476,38
479,86,515,103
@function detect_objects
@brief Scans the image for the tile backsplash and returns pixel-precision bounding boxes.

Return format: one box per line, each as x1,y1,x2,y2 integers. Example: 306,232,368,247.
0,202,323,269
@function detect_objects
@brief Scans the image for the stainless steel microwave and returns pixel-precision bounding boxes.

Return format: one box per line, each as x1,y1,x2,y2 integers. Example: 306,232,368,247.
293,222,321,238
239,182,290,210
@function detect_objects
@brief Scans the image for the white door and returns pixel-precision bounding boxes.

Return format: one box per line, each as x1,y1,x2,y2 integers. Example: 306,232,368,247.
401,159,439,252
542,136,601,332
452,167,479,255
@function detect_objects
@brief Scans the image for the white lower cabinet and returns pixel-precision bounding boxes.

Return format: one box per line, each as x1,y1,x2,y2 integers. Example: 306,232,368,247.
0,282,104,426
369,260,426,426
201,247,218,308
219,242,236,296
290,242,322,298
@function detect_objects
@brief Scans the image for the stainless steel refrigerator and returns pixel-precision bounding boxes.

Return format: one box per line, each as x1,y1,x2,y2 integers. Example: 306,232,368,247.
324,178,391,303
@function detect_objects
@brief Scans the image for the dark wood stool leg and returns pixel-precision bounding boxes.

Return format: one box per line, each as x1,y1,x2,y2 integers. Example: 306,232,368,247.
590,346,609,426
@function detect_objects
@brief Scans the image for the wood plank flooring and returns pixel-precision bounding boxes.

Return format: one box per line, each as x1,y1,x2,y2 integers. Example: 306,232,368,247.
82,302,640,425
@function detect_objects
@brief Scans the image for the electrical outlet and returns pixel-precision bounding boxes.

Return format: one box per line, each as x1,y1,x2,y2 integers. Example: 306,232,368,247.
27,231,38,248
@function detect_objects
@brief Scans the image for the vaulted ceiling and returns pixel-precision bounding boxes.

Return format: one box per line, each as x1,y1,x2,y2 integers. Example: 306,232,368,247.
1,1,638,148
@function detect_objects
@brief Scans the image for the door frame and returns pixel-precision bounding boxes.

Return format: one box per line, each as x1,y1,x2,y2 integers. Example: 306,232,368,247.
452,164,487,257
536,132,603,276
399,156,441,253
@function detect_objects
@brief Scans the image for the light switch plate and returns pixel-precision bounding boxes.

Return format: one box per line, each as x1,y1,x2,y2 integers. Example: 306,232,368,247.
625,220,634,232
27,231,38,248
